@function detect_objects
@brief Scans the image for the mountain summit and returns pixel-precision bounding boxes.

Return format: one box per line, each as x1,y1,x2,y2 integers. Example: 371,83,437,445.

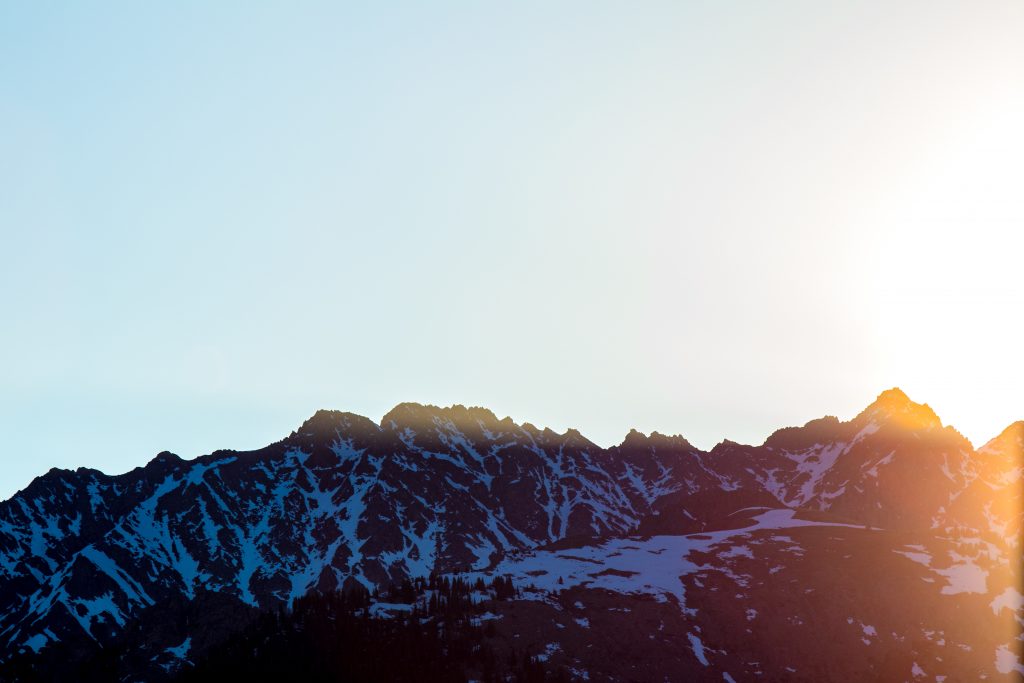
857,386,945,431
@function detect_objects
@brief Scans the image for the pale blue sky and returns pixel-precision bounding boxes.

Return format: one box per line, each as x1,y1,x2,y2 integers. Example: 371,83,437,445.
2,1,1022,499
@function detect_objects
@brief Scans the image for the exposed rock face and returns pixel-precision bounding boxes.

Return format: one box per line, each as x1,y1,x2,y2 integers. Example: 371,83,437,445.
0,390,1020,680
0,403,703,657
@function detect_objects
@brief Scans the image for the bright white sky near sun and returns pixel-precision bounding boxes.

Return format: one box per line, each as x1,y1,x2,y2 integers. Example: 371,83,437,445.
1,1,1022,499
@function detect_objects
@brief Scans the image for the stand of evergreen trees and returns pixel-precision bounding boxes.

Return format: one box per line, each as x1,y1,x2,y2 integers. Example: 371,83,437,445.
0,575,571,683
177,575,570,683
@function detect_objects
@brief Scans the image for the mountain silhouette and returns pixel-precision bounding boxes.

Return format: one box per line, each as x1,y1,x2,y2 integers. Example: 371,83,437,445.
0,389,1020,681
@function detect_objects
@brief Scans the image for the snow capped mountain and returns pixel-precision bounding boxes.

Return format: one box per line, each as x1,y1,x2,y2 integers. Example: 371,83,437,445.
0,403,702,660
0,390,1020,681
752,388,980,529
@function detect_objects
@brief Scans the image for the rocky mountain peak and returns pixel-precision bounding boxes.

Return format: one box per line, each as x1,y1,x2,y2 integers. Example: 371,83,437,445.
979,420,1024,459
379,402,500,433
618,429,693,451
857,387,943,431
145,451,183,471
763,415,844,450
292,409,380,443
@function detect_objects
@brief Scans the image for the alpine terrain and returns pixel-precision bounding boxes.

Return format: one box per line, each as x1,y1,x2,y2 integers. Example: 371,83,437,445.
0,389,1020,681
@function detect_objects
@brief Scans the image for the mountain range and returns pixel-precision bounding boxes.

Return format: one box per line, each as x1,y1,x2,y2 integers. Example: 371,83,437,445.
0,388,1020,681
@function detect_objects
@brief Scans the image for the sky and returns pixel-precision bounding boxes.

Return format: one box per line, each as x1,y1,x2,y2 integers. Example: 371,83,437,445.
1,1,1022,500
